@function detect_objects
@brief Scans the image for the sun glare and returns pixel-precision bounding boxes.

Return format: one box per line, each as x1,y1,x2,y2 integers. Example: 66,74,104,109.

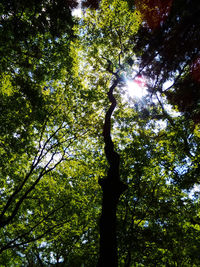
126,76,147,98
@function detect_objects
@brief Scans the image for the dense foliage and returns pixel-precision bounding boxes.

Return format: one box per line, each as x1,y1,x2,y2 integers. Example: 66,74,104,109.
134,0,200,123
0,0,200,266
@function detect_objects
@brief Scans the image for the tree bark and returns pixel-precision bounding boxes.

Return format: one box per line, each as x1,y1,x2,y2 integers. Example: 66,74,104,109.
97,75,127,267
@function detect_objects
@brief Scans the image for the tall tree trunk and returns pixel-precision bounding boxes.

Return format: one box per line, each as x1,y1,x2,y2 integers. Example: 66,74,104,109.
97,75,127,267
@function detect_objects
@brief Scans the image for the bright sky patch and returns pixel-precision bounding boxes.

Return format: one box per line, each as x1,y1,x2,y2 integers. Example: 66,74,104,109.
126,75,147,98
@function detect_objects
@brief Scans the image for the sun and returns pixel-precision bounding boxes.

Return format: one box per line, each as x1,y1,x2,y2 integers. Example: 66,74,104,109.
126,75,147,98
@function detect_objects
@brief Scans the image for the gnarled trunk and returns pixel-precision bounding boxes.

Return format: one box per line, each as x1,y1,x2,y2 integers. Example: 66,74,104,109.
97,76,127,267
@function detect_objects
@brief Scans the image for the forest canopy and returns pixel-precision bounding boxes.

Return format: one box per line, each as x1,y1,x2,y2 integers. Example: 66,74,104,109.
0,0,200,266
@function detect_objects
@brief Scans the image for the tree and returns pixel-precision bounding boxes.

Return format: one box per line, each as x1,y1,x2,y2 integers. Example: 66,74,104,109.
130,0,200,190
0,64,101,264
80,1,142,265
114,100,200,266
133,0,200,123
0,1,103,264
